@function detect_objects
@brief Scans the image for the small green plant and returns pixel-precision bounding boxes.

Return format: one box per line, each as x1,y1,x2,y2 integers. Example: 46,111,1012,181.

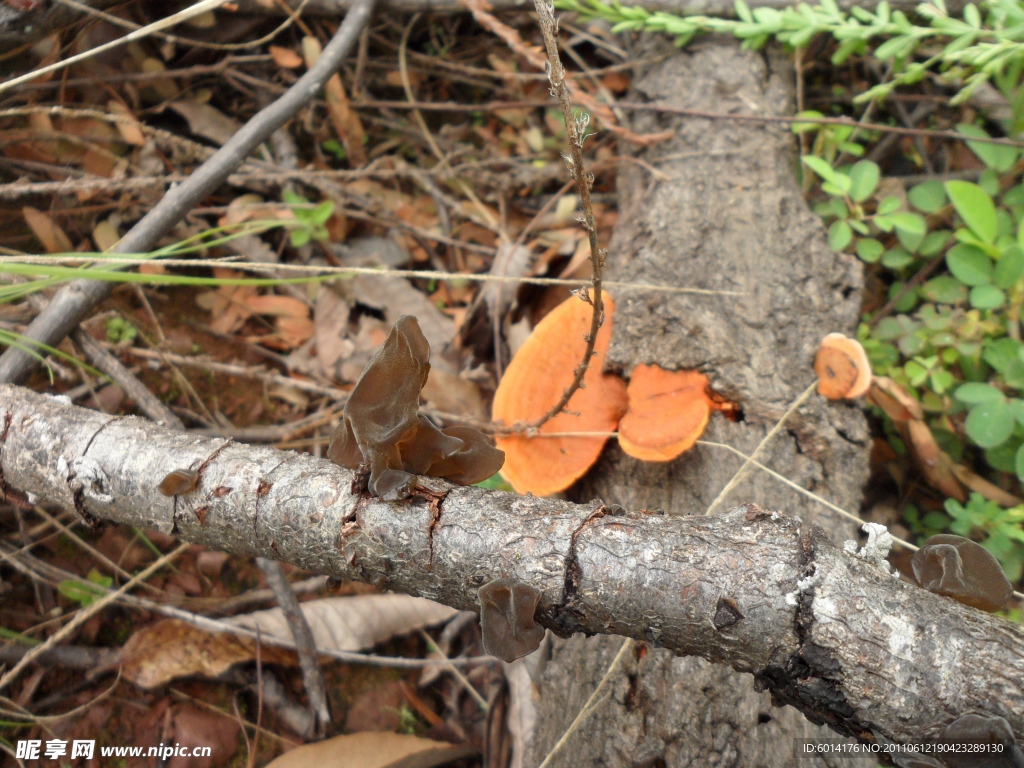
105,315,138,345
556,0,1024,118
945,492,1024,580
57,568,113,607
282,191,335,248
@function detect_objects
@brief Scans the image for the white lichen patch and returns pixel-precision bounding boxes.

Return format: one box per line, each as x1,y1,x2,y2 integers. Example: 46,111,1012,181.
48,394,71,406
70,456,114,503
785,570,820,606
843,522,898,577
880,613,916,658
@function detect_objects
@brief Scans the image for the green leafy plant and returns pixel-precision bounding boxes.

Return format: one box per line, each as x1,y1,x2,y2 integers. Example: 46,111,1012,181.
105,315,138,345
945,492,1024,580
556,0,1024,117
57,568,113,607
283,191,335,248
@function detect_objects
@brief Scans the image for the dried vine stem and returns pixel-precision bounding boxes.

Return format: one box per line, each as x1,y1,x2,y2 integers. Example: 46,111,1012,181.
526,0,605,431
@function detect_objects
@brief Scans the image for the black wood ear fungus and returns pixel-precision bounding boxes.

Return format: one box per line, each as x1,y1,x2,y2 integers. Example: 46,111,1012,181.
158,469,200,496
911,534,1012,613
478,578,545,663
936,712,1024,768
327,315,503,500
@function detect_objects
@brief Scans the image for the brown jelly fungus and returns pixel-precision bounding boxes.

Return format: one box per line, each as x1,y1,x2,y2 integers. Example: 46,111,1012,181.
159,469,200,496
911,534,1012,613
936,713,1023,768
478,578,545,663
327,315,504,500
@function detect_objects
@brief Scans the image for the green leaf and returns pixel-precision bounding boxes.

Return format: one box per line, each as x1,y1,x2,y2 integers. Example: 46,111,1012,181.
57,579,107,607
957,123,1019,172
921,275,968,304
897,226,925,254
791,110,824,133
930,368,954,394
970,284,1005,309
1009,399,1024,427
888,212,927,235
905,359,929,386
802,156,849,193
955,382,1005,404
986,439,1021,472
847,161,880,202
735,0,754,23
848,219,869,235
965,399,1015,448
919,230,952,257
874,216,894,233
946,243,993,285
994,245,1024,288
908,180,947,213
877,196,902,215
290,228,311,248
309,201,335,226
856,238,884,263
983,338,1021,374
882,246,914,269
946,180,998,244
828,220,852,251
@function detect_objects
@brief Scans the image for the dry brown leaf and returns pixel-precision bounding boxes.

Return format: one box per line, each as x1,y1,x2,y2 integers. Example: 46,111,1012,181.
23,206,72,253
270,45,303,69
92,220,120,252
265,732,477,768
950,462,1024,507
243,294,310,319
868,377,924,422
107,100,146,146
314,285,351,371
222,594,458,652
168,100,241,146
302,36,366,167
120,618,296,689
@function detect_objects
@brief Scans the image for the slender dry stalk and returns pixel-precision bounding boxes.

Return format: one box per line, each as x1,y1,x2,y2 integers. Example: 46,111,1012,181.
526,0,605,431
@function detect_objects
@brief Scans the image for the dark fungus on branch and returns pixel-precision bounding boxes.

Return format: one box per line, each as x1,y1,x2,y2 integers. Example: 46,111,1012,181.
327,315,504,500
935,712,1024,768
478,578,545,663
158,469,200,496
910,534,1013,613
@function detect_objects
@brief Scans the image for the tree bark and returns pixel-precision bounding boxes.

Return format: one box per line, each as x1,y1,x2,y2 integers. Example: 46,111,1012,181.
1,384,1023,750
527,37,880,768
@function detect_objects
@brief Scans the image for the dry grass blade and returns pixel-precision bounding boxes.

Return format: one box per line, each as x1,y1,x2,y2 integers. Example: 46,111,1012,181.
0,0,230,95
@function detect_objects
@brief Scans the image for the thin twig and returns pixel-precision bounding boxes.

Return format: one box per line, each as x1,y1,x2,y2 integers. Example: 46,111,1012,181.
0,542,191,693
255,558,332,737
527,0,605,431
704,381,818,516
0,0,377,385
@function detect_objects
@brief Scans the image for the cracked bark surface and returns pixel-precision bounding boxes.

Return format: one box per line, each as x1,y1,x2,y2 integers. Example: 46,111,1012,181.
527,39,875,768
2,385,1023,752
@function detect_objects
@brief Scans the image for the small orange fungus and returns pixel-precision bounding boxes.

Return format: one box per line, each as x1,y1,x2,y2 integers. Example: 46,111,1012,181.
815,333,872,399
618,367,717,462
492,292,628,496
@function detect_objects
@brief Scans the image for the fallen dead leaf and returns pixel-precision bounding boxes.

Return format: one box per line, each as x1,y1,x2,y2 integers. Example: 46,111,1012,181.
23,206,72,253
107,100,146,146
270,45,303,69
222,594,458,652
265,732,477,768
120,619,295,689
169,100,241,146
92,219,120,251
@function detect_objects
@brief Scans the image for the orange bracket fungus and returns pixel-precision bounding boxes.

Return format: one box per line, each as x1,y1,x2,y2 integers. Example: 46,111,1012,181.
617,366,727,462
911,534,1013,613
815,332,872,400
492,292,627,496
478,578,545,662
327,316,504,500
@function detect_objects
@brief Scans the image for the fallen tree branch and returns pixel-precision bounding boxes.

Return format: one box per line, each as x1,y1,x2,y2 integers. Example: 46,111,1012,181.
0,0,375,385
1,384,1022,745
